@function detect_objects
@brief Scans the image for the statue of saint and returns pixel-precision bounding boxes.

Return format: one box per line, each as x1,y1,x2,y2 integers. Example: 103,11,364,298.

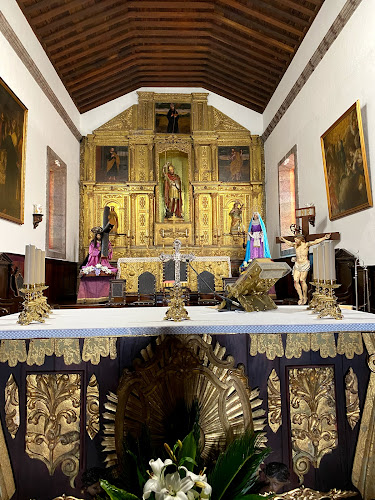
163,162,183,218
229,201,244,234
279,233,331,305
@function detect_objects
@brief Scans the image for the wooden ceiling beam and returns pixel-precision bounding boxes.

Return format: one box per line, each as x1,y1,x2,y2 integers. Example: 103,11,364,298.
40,1,129,40
66,38,278,91
77,73,206,109
52,21,212,62
215,4,300,45
212,24,291,62
41,1,213,41
273,0,317,17
72,58,272,102
48,10,212,52
213,14,295,53
243,0,311,27
215,0,304,36
203,82,264,113
203,76,266,108
23,0,68,15
29,0,90,25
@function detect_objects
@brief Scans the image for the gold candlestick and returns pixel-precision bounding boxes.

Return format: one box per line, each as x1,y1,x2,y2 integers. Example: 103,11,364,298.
18,283,51,325
315,280,342,320
164,284,190,322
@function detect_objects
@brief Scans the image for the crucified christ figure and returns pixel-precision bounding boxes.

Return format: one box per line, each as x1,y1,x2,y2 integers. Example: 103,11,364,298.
279,233,331,305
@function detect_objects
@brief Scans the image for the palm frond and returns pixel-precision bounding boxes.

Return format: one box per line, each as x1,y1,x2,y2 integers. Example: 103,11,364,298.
100,479,140,500
208,432,270,500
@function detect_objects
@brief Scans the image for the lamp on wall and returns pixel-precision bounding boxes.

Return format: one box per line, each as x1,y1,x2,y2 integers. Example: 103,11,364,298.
33,204,43,229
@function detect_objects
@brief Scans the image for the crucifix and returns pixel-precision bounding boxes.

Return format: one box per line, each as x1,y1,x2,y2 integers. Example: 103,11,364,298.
276,206,340,306
159,239,195,286
159,239,195,321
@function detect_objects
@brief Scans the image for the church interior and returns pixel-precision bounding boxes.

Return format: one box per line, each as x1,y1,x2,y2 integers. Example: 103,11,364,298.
1,0,375,498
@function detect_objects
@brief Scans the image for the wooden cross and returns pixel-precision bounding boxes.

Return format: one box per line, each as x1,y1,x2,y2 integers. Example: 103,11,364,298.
159,239,195,286
276,206,340,243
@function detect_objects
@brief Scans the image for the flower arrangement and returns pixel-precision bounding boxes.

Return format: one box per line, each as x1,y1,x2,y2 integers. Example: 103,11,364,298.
99,430,269,500
81,263,114,276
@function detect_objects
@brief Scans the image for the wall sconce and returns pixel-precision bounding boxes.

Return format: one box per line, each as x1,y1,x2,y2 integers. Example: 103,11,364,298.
33,204,43,229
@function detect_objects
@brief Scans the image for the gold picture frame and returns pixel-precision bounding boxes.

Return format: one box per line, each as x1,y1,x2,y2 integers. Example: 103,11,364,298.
0,78,27,224
321,100,372,221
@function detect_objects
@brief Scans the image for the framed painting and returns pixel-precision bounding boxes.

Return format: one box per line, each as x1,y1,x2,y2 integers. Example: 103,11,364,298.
95,146,128,183
0,78,27,224
321,101,372,220
218,146,250,182
155,103,191,134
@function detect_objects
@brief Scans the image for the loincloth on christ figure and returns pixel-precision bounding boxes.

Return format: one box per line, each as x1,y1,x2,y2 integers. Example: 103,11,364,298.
292,260,310,276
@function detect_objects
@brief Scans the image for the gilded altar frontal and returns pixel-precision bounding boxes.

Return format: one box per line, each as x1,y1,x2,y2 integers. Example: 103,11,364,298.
80,92,265,262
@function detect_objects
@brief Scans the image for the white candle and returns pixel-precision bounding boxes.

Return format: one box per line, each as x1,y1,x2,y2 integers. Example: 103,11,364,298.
24,245,30,284
162,229,165,237
324,240,336,281
317,244,324,281
41,250,46,283
35,248,42,284
313,247,318,280
127,230,130,238
29,245,36,285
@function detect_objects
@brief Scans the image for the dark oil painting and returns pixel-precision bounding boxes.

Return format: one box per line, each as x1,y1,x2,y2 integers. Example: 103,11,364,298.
321,101,372,220
0,78,27,224
96,146,128,183
155,102,191,134
218,146,250,182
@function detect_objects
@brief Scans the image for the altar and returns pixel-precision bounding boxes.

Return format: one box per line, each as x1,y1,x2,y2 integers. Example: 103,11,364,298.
0,307,374,499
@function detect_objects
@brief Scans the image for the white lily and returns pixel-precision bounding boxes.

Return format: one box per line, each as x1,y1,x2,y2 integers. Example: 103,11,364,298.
143,458,173,500
156,471,194,500
184,470,212,499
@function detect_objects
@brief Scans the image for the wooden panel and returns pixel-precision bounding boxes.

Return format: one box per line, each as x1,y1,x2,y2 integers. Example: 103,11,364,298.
15,0,326,112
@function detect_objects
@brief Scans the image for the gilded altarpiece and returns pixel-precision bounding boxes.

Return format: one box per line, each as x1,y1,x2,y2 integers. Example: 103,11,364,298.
80,92,265,266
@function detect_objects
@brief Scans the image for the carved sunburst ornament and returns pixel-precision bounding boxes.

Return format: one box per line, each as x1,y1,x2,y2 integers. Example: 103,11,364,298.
102,334,266,467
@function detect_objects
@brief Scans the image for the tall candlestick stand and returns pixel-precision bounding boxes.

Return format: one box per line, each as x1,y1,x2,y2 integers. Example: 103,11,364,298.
163,284,190,322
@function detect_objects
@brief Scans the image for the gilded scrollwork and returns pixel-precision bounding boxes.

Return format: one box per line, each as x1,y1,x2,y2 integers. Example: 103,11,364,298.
26,374,81,487
288,366,338,483
345,367,360,430
86,374,100,440
273,486,356,500
5,374,19,439
267,369,282,433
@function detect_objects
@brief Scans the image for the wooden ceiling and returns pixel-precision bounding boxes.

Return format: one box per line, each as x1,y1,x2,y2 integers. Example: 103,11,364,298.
16,0,326,114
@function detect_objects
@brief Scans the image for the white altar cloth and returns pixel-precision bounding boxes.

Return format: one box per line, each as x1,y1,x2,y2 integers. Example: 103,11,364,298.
0,306,375,339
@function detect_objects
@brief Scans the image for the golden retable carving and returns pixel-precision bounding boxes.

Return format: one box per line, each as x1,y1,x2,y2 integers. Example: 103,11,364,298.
5,374,19,439
102,334,266,468
273,486,357,500
345,367,360,430
86,374,100,440
80,93,265,263
26,374,81,487
267,369,282,434
288,367,338,483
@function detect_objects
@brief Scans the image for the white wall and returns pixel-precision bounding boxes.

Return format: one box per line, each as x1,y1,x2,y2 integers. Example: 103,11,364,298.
80,87,263,137
263,0,375,265
1,0,80,261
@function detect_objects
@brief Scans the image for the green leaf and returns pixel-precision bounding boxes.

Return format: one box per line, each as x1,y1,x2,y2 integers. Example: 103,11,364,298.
100,480,141,500
208,432,271,500
178,431,197,471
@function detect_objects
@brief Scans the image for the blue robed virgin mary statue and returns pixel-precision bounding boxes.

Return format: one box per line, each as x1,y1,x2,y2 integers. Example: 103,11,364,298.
241,212,271,269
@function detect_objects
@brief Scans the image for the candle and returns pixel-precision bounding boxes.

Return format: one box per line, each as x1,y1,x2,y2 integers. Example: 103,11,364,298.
41,250,46,283
35,248,42,284
313,247,318,280
33,204,43,214
162,229,165,237
185,229,188,237
24,244,30,284
127,230,130,238
324,240,336,281
29,245,36,285
317,244,324,281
